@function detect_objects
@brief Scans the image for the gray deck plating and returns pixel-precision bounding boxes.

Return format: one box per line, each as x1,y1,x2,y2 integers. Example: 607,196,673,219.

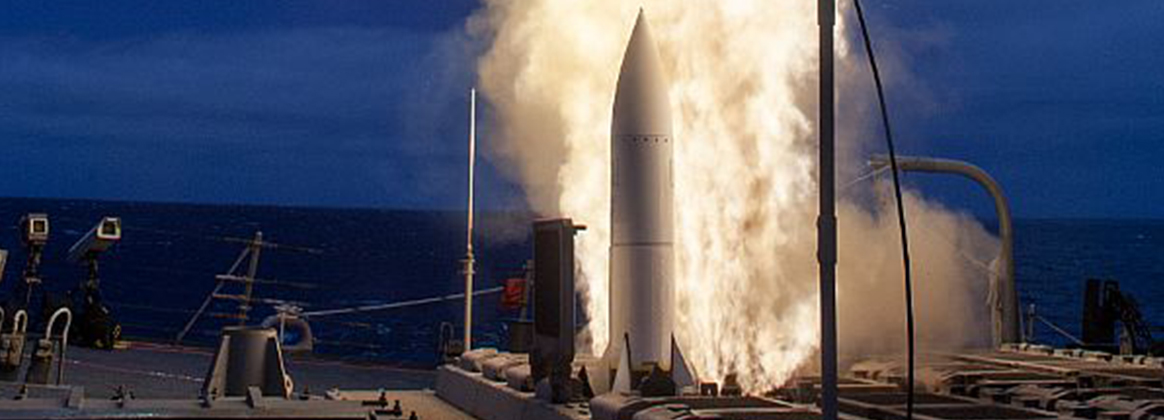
64,342,435,399
0,342,478,419
2,342,436,399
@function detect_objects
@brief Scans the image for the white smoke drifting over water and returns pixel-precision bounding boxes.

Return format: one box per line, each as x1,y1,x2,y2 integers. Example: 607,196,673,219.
469,1,998,393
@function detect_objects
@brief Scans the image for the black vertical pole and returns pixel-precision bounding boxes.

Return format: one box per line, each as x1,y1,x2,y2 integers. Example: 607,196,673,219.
817,0,839,419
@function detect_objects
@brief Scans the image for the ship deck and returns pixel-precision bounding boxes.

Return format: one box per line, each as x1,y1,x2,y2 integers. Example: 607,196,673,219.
3,343,1162,420
2,341,437,400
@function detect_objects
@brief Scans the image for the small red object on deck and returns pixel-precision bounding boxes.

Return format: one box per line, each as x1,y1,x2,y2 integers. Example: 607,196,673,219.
500,278,527,310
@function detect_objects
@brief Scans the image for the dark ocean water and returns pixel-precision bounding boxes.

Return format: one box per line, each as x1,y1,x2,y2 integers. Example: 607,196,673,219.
0,197,533,366
0,197,1160,365
1013,219,1164,343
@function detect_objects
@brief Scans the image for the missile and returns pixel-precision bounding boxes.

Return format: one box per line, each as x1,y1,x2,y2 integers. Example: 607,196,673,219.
608,10,676,376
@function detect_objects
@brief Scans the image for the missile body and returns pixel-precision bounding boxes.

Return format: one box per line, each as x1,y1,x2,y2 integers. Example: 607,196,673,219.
609,11,674,369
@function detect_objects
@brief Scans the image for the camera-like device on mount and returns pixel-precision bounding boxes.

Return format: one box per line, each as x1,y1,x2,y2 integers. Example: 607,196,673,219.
19,213,50,248
14,213,51,307
67,217,121,265
65,217,123,350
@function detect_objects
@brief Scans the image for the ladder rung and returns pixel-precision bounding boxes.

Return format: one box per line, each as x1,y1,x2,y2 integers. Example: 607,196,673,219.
207,312,248,320
211,290,247,300
215,274,252,283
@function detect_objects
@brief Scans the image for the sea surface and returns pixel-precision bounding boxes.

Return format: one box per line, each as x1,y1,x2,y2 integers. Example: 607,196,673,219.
0,197,1160,366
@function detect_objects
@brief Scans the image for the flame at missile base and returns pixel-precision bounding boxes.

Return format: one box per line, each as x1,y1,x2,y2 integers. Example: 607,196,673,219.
473,0,996,393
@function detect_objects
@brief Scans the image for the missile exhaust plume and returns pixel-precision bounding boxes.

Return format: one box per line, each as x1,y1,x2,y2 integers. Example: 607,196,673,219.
469,1,999,393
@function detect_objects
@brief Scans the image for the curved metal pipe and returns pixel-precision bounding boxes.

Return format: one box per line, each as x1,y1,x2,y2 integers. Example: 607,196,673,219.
45,307,72,385
11,310,28,334
869,154,1019,346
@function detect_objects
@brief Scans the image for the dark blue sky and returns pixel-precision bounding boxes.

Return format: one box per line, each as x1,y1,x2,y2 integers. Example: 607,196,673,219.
1,1,1160,218
854,1,1164,219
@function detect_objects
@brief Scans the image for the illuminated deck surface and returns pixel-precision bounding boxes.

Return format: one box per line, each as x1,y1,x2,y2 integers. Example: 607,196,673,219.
1,344,1160,420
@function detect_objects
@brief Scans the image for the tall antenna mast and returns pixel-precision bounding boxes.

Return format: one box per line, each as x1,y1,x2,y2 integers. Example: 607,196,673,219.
818,0,839,419
463,88,478,352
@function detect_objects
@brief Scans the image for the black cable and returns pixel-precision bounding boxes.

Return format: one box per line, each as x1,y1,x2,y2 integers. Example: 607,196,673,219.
850,0,916,418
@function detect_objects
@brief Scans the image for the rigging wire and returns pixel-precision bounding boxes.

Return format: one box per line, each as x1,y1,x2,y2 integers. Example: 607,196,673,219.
851,0,916,418
301,286,504,318
841,165,891,191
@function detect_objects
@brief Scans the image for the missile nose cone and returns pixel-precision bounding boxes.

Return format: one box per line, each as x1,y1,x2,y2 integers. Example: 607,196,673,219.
613,10,671,136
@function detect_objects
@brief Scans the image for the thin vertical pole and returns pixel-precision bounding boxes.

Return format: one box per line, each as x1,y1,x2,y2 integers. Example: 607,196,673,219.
464,88,477,352
817,0,839,420
241,231,263,325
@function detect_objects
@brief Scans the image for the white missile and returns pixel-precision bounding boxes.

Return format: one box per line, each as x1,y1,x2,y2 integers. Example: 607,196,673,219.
608,10,675,373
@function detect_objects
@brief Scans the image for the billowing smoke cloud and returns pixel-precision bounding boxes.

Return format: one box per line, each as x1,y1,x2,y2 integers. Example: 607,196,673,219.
469,1,999,392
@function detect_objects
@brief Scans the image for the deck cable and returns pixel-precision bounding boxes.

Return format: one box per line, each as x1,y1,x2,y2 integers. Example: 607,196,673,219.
850,0,917,419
